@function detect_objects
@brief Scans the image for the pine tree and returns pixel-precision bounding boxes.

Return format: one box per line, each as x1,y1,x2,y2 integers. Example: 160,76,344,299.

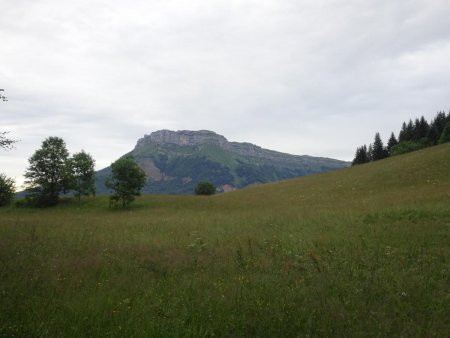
427,112,448,144
352,145,369,165
398,122,408,142
367,144,373,162
405,119,415,141
387,132,398,153
416,116,430,140
372,133,388,161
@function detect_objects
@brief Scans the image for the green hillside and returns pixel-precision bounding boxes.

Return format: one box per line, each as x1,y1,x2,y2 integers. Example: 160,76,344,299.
1,144,449,337
95,130,349,195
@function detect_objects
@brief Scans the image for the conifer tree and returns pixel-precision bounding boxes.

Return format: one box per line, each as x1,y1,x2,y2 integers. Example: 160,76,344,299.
415,116,430,140
398,122,408,142
367,144,373,162
438,121,450,144
372,133,388,161
387,132,398,153
352,145,369,165
427,112,448,144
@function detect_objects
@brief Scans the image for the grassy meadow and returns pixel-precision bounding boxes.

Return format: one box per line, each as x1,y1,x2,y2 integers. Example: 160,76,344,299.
1,144,449,337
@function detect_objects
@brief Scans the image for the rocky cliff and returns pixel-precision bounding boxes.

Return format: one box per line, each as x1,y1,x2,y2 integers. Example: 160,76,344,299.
96,130,350,195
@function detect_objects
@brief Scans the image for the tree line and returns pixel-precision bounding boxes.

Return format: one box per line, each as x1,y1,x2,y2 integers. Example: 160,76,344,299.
1,134,216,208
352,110,450,165
0,135,147,208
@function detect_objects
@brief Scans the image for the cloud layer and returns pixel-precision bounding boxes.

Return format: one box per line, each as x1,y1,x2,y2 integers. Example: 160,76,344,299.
1,0,450,187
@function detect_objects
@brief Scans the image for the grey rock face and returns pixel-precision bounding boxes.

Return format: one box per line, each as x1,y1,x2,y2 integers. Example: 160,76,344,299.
136,130,228,148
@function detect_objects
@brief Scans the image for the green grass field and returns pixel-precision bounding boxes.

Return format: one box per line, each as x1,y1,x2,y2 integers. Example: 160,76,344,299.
1,144,449,337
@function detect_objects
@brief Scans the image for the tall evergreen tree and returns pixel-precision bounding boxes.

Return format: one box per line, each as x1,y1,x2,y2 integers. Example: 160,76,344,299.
372,133,388,161
352,145,369,166
405,119,415,141
367,144,373,162
387,132,398,153
398,122,408,142
427,112,448,144
416,116,430,140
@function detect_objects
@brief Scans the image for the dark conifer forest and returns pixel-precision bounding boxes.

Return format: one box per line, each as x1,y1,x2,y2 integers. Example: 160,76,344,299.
352,110,450,165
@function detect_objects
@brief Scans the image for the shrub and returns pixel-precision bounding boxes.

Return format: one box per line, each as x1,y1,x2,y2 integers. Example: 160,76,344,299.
389,140,427,156
195,181,216,195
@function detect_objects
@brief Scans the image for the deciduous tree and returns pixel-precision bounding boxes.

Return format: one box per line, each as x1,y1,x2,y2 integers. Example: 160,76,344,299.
24,136,71,206
0,173,15,207
68,150,96,203
105,156,146,208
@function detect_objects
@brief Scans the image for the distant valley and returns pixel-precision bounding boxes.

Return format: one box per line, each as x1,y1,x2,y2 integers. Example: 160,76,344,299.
95,130,350,195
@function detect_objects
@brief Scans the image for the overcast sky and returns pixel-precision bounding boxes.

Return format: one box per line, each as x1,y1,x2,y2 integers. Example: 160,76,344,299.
1,0,450,189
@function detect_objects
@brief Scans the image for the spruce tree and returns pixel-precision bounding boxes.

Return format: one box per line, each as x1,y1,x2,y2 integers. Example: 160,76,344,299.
372,133,387,161
352,145,369,165
387,132,398,153
398,122,408,142
367,144,373,162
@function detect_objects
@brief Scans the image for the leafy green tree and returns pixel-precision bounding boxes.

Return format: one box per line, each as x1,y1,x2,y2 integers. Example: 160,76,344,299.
0,173,15,207
105,156,146,208
68,150,96,203
438,121,450,144
24,136,71,206
195,181,216,195
372,133,388,161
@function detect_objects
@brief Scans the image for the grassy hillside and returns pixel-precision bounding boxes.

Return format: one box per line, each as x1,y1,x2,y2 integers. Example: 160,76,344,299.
1,144,449,337
95,133,349,195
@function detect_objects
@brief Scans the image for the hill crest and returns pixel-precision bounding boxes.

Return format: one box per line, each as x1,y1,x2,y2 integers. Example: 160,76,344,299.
96,130,350,194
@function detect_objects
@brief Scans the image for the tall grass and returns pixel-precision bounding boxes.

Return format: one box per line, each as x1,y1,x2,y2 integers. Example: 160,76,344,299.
1,144,449,337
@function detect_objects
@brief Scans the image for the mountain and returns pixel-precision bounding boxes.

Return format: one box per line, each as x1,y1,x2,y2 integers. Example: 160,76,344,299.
95,130,350,195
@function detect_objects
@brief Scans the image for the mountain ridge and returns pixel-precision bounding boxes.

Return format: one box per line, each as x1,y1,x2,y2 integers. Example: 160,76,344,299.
96,130,350,195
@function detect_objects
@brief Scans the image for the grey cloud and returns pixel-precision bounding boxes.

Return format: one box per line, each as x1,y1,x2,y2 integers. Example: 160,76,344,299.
1,0,449,187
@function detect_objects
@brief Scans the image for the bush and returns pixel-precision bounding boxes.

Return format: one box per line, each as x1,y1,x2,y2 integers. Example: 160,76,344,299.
195,181,216,195
0,173,15,207
389,140,427,156
438,121,450,144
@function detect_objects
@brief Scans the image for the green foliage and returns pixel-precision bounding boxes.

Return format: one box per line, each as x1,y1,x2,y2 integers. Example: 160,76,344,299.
438,121,450,144
0,173,15,207
352,145,368,165
0,131,18,150
105,156,147,207
68,150,96,203
371,132,388,161
390,140,428,156
194,181,216,195
387,132,398,153
353,110,450,165
0,144,449,336
24,136,71,207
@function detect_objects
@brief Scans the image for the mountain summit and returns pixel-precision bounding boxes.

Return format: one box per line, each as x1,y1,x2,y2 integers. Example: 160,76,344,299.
96,130,350,194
